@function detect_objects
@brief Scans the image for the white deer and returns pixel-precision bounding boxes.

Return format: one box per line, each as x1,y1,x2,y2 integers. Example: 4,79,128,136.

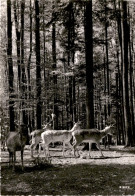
72,125,114,158
30,124,52,158
40,122,80,158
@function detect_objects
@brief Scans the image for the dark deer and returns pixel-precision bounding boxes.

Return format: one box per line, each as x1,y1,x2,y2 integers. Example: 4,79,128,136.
6,124,28,171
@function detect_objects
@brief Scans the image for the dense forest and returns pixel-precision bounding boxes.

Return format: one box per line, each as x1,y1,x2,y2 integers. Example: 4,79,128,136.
0,0,135,147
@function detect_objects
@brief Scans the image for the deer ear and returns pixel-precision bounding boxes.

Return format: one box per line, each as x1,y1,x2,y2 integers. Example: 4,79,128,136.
111,124,115,127
78,121,81,125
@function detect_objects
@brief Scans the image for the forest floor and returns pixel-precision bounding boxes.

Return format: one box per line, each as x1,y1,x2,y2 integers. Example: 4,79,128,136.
1,145,135,195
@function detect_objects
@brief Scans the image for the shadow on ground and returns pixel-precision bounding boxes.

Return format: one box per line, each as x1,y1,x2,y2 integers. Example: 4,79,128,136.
1,162,135,195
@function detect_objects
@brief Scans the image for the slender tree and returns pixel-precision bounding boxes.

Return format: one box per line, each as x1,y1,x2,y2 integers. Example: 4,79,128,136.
66,1,76,127
13,0,21,86
52,1,58,129
121,0,133,146
21,0,27,124
84,0,94,128
104,0,110,117
35,0,42,129
27,0,32,128
128,6,135,145
7,0,15,131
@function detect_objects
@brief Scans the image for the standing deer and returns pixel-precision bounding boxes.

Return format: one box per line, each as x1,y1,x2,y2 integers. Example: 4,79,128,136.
30,124,52,158
40,122,80,158
6,124,28,171
72,125,114,158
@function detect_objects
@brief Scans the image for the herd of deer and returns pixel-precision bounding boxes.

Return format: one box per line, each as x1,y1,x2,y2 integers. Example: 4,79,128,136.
3,122,115,170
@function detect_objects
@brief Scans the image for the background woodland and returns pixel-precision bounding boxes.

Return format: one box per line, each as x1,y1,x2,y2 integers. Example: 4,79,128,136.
0,0,135,146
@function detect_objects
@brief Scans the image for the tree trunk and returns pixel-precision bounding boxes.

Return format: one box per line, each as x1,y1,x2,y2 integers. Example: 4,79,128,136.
27,0,32,128
13,0,21,86
7,0,15,131
84,0,94,128
35,0,42,129
128,6,135,146
52,2,58,129
105,0,110,117
83,0,95,150
121,0,133,146
21,0,27,125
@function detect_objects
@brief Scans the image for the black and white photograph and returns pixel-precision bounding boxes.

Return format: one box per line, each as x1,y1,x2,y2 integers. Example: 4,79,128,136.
0,0,135,195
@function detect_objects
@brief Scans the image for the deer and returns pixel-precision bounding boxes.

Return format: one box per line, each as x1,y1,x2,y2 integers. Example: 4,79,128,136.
30,123,52,158
6,124,28,171
72,125,114,158
40,122,80,158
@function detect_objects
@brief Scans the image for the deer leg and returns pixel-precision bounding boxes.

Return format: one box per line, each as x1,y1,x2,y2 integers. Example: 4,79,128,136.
68,142,73,149
36,144,39,155
72,138,77,157
47,145,50,157
63,142,65,157
89,142,92,158
38,143,42,156
12,152,14,166
30,144,35,158
11,152,13,165
21,150,23,170
43,144,46,157
73,142,80,158
9,152,12,167
96,142,104,157
73,146,76,157
13,151,15,171
73,142,77,157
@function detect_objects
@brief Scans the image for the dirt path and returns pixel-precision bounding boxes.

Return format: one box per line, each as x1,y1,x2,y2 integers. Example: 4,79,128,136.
1,145,135,166
1,145,135,195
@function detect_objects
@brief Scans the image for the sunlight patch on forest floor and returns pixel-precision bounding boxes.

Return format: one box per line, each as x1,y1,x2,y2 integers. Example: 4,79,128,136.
1,145,135,195
1,145,135,166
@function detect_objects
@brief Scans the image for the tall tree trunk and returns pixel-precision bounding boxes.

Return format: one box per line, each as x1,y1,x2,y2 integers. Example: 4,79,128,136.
21,0,27,125
43,2,46,123
114,0,125,144
121,0,133,146
52,2,58,129
67,2,76,127
71,3,76,124
103,47,107,123
35,0,42,129
13,0,21,86
104,0,110,117
128,6,135,146
131,28,135,145
7,0,15,131
84,0,94,128
27,0,32,128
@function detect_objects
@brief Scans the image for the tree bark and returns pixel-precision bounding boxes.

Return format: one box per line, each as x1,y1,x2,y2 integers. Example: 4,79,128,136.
84,0,94,128
13,0,21,86
21,0,27,125
27,0,32,129
35,0,42,129
121,0,133,146
104,0,110,117
7,0,15,131
52,2,58,129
